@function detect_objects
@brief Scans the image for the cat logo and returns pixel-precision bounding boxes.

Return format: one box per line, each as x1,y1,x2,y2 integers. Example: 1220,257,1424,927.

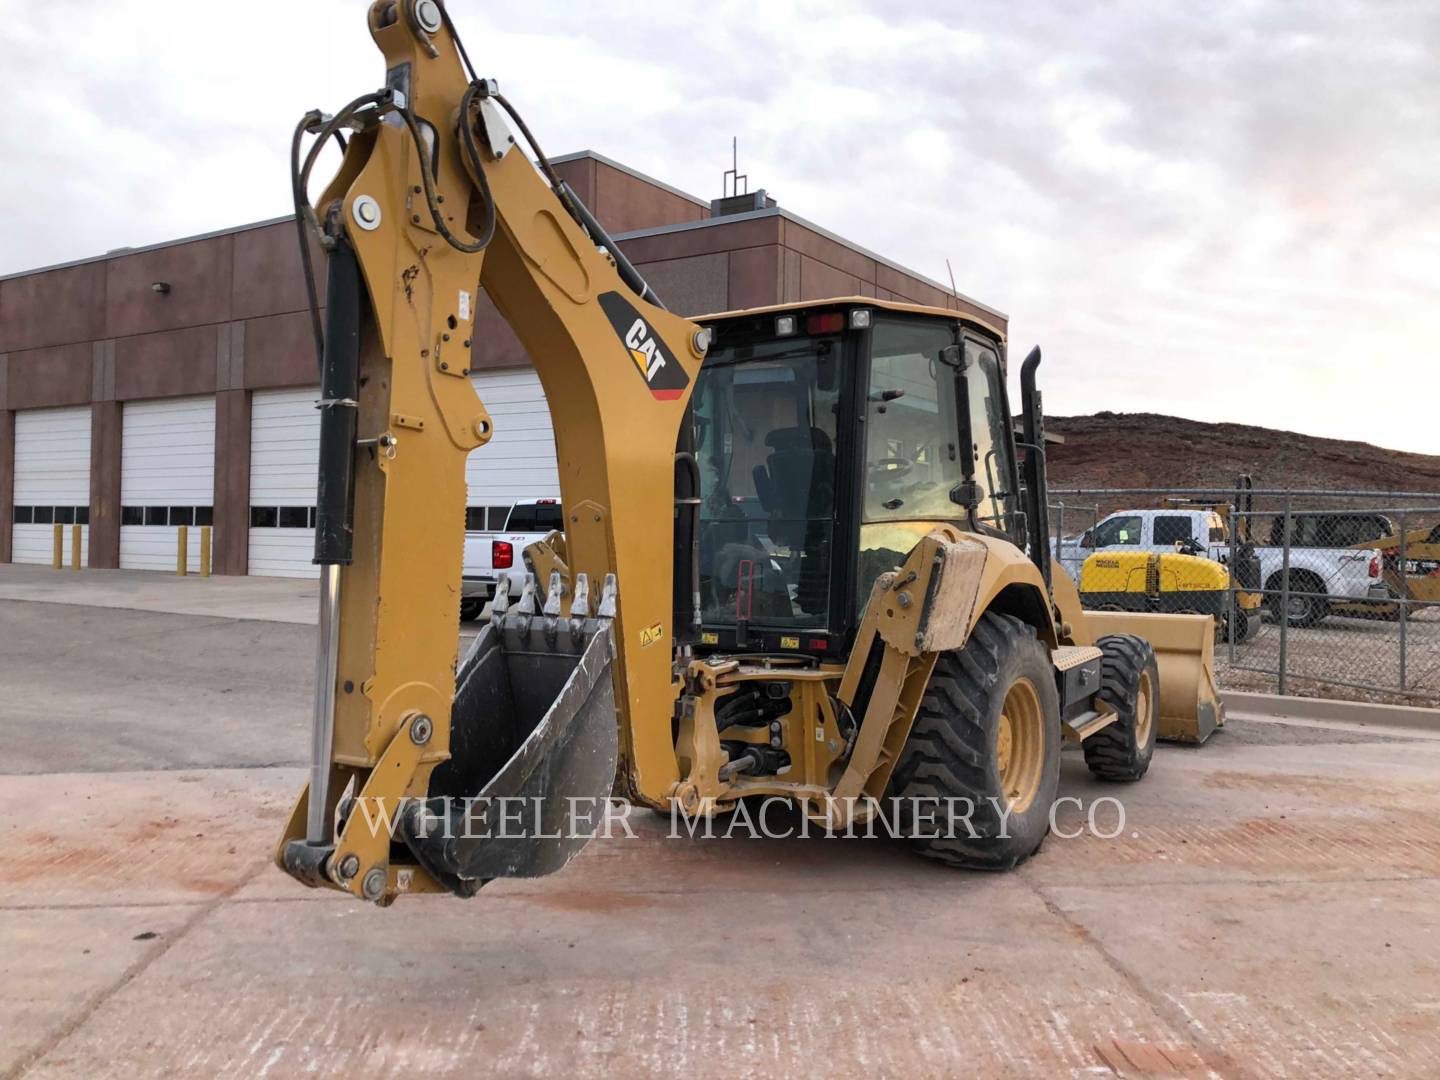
598,291,691,401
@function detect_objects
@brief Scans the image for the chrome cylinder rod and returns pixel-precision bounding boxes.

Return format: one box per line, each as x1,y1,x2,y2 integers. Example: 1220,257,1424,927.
307,563,343,843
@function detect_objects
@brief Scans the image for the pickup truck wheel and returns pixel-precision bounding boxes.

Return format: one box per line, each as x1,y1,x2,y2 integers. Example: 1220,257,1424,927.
887,612,1061,871
459,598,485,622
1264,570,1327,628
1082,635,1158,782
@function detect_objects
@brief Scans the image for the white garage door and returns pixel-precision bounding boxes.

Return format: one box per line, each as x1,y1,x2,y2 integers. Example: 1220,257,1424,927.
248,388,320,578
11,406,91,566
120,396,215,572
466,369,560,530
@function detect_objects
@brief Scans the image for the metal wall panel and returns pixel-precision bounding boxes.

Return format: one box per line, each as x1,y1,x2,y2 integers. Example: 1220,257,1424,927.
466,370,560,518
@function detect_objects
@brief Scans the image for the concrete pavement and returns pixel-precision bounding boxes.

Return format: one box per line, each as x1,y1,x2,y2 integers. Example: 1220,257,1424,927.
2,576,1439,1077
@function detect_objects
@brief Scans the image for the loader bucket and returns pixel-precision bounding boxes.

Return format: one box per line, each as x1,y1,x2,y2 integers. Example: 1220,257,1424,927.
1084,610,1225,744
398,574,620,894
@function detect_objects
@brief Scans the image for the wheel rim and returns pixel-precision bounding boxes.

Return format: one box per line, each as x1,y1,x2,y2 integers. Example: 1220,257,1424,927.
996,677,1046,814
1134,669,1154,747
1286,596,1308,619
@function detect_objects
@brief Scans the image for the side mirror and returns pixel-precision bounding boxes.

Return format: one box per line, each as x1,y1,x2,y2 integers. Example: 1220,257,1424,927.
1080,530,1094,549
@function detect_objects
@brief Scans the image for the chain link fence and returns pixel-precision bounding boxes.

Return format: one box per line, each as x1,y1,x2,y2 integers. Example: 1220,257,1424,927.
1048,487,1440,707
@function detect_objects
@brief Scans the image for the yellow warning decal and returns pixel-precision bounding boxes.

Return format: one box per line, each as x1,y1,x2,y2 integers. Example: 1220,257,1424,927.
780,635,800,649
700,631,719,645
640,622,664,648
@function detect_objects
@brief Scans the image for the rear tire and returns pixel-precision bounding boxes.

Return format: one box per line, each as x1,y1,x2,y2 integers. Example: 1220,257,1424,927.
887,612,1061,870
1082,635,1159,782
1264,571,1327,628
459,598,484,622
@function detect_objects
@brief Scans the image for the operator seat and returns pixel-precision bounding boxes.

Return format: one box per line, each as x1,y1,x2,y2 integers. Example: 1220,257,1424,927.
753,426,835,616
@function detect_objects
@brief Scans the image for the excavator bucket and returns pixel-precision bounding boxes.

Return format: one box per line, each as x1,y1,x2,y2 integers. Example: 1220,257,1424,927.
1084,610,1225,744
397,572,620,895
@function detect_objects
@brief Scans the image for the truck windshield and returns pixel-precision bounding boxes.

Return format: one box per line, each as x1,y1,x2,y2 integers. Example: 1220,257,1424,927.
691,335,841,630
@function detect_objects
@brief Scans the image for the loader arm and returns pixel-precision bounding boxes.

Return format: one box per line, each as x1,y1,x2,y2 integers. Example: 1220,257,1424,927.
275,0,704,902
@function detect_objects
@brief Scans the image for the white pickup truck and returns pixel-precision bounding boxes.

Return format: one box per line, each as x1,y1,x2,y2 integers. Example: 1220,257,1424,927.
460,499,563,620
1054,507,1388,627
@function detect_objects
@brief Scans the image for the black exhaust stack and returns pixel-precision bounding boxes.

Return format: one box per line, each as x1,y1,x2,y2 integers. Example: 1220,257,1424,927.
1018,346,1051,592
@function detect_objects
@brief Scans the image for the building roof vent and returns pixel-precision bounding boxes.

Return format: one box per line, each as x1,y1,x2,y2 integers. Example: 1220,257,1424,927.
710,189,777,217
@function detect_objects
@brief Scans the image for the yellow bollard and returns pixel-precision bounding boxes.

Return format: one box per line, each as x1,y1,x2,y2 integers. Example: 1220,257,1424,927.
176,525,189,577
199,526,212,578
71,524,81,570
52,523,63,569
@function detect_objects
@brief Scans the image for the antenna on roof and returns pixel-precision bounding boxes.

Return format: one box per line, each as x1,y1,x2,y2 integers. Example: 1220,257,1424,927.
945,259,960,307
722,137,748,199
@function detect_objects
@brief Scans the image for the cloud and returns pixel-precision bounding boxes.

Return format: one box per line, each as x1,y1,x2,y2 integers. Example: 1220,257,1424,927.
2,0,1436,453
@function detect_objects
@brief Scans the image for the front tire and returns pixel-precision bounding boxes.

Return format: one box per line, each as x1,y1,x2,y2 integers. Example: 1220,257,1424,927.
888,612,1062,870
1082,635,1158,782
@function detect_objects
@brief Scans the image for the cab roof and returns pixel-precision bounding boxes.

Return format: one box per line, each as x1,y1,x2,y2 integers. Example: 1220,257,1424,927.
697,295,1006,345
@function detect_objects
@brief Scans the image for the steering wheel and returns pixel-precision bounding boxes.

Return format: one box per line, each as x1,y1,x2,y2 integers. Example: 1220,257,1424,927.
872,456,914,480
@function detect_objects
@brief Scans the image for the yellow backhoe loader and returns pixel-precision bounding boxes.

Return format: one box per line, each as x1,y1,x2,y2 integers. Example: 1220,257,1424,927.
275,0,1223,905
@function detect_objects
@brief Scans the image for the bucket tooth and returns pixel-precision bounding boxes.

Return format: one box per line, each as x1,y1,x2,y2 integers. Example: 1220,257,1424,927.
490,576,512,623
542,571,566,648
568,573,592,644
511,573,538,639
598,572,618,618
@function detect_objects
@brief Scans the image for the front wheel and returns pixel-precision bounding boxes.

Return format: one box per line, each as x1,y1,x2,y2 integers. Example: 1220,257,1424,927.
1082,635,1158,782
887,612,1062,870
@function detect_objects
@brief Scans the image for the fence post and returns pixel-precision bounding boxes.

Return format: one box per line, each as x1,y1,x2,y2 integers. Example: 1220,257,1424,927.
200,526,212,578
1226,500,1238,664
1055,502,1065,574
51,523,63,569
1277,493,1292,696
1398,510,1408,691
176,526,189,577
70,524,81,570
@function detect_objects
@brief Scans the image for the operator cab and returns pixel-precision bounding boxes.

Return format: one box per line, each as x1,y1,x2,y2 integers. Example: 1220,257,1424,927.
689,299,1020,657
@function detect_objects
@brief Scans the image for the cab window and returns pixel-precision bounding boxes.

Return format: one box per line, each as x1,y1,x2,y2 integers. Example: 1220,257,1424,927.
692,335,842,629
1152,515,1193,547
863,320,962,522
1094,514,1143,546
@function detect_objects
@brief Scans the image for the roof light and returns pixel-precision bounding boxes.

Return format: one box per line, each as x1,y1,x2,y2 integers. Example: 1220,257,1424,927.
805,312,845,335
775,315,797,337
849,307,872,329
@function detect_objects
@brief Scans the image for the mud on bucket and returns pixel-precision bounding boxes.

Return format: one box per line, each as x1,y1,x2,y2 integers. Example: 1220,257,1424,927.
398,573,620,895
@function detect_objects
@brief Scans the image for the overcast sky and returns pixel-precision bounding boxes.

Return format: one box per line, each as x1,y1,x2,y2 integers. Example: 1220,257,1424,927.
3,1,1437,453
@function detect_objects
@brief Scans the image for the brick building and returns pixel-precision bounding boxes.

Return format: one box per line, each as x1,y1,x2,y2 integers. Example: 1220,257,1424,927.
0,151,1004,576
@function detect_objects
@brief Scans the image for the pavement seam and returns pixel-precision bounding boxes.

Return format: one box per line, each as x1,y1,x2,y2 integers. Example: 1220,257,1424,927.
1029,880,1246,1079
0,595,313,629
1023,871,1437,891
1,856,272,1080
